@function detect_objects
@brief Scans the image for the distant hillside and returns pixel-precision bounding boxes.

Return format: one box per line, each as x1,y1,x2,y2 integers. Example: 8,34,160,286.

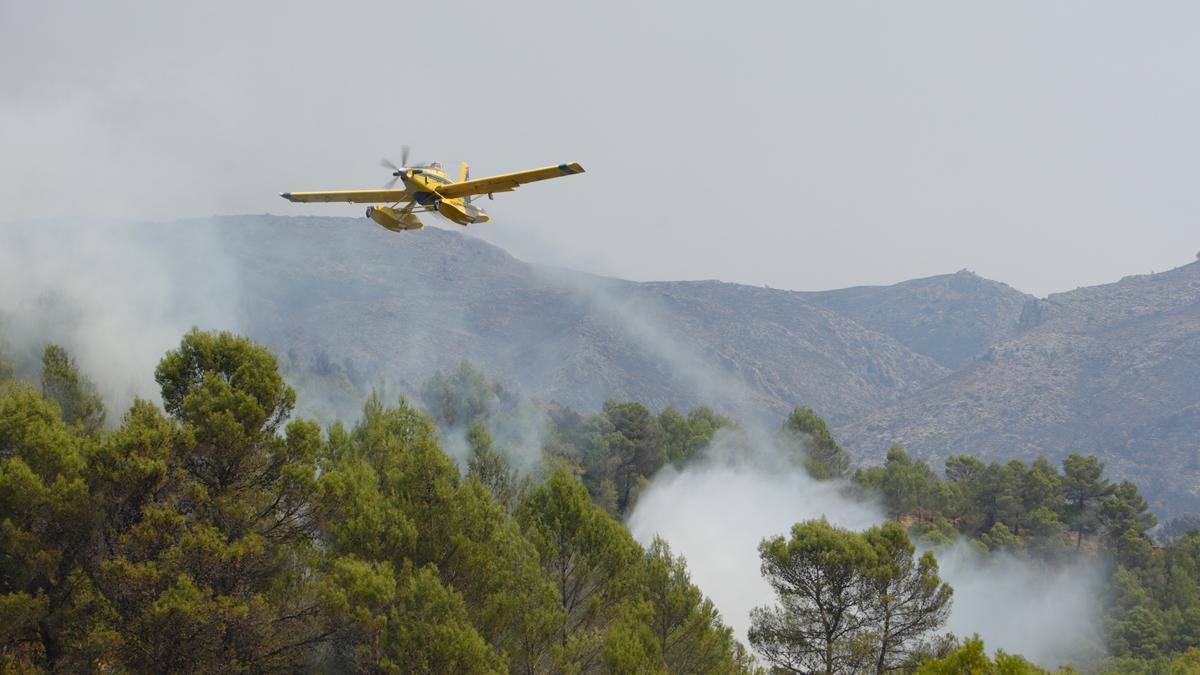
841,262,1200,515
799,271,1033,369
218,216,946,427
209,215,1200,515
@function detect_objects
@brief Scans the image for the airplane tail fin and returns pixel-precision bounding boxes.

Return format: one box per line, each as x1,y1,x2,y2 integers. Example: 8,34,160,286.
460,162,470,182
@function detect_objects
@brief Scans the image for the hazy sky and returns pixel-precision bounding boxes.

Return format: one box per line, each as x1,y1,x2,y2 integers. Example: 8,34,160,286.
3,1,1197,296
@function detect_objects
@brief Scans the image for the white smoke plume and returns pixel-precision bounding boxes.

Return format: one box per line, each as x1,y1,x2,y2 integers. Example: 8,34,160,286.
415,375,554,477
626,432,1104,669
541,267,780,426
936,543,1105,666
626,429,882,636
0,217,242,413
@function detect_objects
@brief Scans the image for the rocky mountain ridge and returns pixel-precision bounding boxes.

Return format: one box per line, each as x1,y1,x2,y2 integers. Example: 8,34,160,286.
221,216,954,427
842,261,1200,514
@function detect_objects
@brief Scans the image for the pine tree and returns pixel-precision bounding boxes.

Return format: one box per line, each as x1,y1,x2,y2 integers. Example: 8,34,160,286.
750,519,876,673
40,344,105,434
862,522,954,672
780,407,851,480
1062,453,1114,550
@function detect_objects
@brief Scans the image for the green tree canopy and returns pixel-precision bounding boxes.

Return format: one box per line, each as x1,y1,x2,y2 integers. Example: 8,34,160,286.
519,465,641,672
1099,481,1157,567
642,537,752,674
1062,453,1114,550
40,344,105,435
751,519,952,674
780,407,851,480
915,635,1061,674
91,329,325,671
0,338,13,384
750,519,876,673
420,360,496,429
863,521,953,672
465,417,519,509
0,384,94,670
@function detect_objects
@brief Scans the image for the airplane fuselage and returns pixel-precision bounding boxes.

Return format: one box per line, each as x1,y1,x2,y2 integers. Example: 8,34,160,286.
402,165,490,226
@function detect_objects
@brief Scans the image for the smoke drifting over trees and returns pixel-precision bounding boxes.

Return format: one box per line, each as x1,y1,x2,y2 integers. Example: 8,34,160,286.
0,218,242,413
4,215,1200,671
624,432,1106,669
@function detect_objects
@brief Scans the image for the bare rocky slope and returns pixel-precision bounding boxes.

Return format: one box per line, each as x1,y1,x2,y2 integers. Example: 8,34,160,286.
212,215,1199,514
799,272,1033,369
840,263,1200,515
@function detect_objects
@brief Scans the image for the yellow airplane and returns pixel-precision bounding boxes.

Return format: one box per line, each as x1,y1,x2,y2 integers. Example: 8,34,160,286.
280,147,585,231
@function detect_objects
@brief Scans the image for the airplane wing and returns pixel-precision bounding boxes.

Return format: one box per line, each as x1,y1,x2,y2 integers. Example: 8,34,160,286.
280,189,411,204
434,162,585,200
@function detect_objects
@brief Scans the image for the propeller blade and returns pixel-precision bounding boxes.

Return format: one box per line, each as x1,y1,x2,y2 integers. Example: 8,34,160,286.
381,157,400,172
400,145,411,167
384,176,400,190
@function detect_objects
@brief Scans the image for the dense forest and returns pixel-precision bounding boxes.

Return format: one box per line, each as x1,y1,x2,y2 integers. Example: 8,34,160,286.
3,330,1200,673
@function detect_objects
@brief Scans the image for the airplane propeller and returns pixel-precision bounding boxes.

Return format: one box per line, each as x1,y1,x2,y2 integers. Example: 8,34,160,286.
382,163,401,188
381,146,428,188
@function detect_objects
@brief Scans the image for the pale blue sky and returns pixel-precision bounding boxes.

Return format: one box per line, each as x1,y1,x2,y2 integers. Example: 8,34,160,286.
2,1,1197,296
